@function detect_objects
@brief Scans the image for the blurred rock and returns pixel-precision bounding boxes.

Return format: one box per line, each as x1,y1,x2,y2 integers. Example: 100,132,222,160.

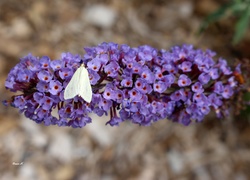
87,113,116,147
167,150,185,174
126,8,149,36
0,116,18,135
10,18,32,39
178,1,193,19
234,173,248,180
0,37,23,57
194,167,210,180
48,130,73,163
3,129,25,161
1,173,15,180
195,0,219,15
28,1,47,29
20,117,48,149
0,55,6,74
54,165,74,180
83,5,117,28
18,163,37,180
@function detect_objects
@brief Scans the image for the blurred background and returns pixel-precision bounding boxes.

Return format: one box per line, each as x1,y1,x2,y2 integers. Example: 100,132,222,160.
1,0,250,179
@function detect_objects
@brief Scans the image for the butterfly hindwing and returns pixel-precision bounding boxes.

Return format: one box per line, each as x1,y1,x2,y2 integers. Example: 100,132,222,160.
78,66,92,103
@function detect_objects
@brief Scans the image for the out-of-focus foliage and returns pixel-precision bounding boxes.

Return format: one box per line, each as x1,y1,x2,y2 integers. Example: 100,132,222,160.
233,58,250,120
199,0,250,44
238,92,250,119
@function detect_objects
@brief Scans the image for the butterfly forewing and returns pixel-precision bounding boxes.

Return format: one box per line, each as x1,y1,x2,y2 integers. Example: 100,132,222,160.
64,67,81,100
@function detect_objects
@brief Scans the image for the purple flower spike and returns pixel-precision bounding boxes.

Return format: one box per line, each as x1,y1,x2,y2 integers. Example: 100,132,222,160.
4,43,242,128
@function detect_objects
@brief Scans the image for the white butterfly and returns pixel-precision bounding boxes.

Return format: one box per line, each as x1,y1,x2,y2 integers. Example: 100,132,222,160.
64,64,92,103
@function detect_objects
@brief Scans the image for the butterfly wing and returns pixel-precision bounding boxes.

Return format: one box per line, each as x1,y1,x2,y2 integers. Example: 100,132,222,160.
64,67,81,100
78,66,93,103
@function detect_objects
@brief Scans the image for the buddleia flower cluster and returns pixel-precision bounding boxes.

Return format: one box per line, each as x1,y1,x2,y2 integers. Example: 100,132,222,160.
3,42,243,128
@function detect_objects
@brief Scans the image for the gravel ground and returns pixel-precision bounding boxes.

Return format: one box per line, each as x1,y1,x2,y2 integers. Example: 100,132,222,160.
1,0,250,180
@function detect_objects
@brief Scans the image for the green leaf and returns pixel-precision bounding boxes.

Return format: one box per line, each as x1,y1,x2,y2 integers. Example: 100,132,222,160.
238,92,250,118
243,92,250,101
198,3,233,34
238,105,250,119
231,0,247,12
233,5,250,44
